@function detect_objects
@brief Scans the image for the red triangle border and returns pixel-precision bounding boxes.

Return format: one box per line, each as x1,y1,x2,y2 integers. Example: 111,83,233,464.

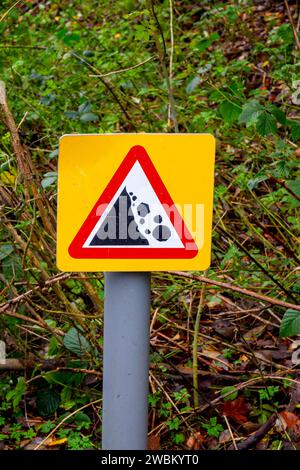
68,145,198,259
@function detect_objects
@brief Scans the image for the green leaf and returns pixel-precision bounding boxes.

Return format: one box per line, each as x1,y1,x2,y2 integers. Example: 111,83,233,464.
63,327,92,356
167,416,181,431
6,377,26,409
290,121,300,141
286,180,300,199
174,432,185,444
186,76,201,94
267,104,286,125
256,112,277,136
49,148,59,159
78,102,92,114
74,412,92,430
248,171,268,190
40,421,55,434
219,100,241,125
65,110,79,120
80,112,98,122
280,309,300,337
41,172,57,189
239,100,263,124
63,32,81,45
0,244,13,261
2,254,23,282
220,386,238,401
37,389,60,416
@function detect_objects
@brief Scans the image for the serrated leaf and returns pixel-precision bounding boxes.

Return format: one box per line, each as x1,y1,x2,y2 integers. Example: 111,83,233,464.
256,112,277,136
280,309,300,337
63,327,92,356
80,112,98,122
290,121,300,141
74,412,92,430
267,104,286,125
239,100,263,124
219,100,241,125
37,389,60,416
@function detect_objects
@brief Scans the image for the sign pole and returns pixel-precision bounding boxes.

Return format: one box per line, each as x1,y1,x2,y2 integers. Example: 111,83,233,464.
102,272,151,450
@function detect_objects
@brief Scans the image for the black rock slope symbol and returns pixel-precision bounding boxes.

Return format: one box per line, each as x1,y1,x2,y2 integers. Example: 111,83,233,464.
89,187,149,246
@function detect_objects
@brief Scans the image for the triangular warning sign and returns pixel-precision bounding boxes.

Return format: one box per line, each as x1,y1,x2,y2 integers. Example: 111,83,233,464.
68,145,198,259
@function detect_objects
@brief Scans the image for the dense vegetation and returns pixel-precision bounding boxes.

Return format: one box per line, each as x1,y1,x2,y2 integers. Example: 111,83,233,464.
0,0,299,450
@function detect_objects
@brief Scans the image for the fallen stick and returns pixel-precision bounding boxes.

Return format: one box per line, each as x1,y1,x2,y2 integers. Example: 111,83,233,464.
230,413,276,450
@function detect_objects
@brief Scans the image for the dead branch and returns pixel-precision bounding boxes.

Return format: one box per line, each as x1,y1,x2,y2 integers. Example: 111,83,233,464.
171,271,300,312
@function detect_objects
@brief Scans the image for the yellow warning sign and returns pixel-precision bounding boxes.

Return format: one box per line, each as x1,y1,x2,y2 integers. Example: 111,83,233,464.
57,134,215,271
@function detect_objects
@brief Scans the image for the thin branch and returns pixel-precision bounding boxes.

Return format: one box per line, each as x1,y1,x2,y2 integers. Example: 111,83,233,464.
284,0,300,50
89,55,155,78
70,52,136,129
168,0,178,132
170,271,300,312
0,273,72,314
0,0,22,23
223,415,238,450
149,0,178,131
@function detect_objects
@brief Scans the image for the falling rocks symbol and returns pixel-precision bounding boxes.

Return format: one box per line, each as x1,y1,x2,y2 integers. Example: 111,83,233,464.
90,187,149,246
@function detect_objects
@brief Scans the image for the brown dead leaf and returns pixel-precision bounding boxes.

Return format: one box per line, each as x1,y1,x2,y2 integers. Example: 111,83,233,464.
279,411,300,430
148,434,160,450
186,431,205,450
222,397,249,424
218,429,231,444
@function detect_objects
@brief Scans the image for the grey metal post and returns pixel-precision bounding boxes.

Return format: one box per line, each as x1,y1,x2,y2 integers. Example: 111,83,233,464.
102,272,151,450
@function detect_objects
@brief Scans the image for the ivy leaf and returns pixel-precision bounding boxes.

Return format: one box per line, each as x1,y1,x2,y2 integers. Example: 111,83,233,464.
239,99,263,124
219,100,241,125
280,309,300,337
256,112,277,136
